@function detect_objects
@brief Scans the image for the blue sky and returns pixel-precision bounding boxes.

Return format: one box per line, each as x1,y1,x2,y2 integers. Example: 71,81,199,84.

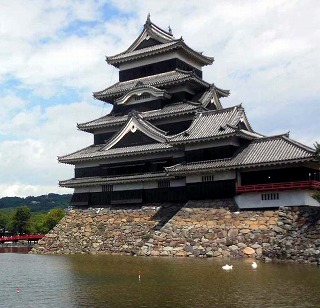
0,0,319,197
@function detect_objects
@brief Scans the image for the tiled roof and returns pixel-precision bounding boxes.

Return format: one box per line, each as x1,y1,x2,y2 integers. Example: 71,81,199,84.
168,105,251,143
234,135,314,165
59,172,174,187
198,85,230,109
77,101,203,131
107,39,214,67
166,135,315,174
58,142,176,164
93,69,209,101
118,16,175,55
106,16,213,67
143,101,205,119
107,40,178,62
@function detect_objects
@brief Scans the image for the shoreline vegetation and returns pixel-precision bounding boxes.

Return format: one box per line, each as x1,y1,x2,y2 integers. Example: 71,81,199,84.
0,194,71,236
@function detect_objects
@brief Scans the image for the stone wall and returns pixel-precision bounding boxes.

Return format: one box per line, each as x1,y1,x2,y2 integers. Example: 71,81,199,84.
31,200,320,264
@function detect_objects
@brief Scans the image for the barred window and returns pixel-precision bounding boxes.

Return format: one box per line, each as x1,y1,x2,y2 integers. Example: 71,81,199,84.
158,180,170,188
135,94,150,101
261,193,279,201
202,175,215,182
102,184,113,192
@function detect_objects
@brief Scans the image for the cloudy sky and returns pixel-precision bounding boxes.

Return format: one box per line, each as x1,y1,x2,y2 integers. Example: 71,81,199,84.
0,0,319,197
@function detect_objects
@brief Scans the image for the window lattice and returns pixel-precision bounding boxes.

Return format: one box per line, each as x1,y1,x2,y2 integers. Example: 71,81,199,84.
102,184,113,192
202,175,215,182
158,180,170,188
261,193,279,201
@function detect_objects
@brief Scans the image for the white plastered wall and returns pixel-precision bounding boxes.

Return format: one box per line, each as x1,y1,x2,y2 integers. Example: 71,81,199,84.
73,178,186,193
187,170,236,183
119,51,202,70
235,190,320,209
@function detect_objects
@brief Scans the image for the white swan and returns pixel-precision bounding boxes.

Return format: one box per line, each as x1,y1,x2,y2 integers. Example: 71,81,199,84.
251,261,257,269
222,264,233,271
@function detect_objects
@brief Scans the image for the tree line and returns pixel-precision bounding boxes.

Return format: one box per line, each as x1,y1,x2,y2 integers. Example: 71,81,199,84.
313,142,320,202
0,206,65,235
0,193,71,212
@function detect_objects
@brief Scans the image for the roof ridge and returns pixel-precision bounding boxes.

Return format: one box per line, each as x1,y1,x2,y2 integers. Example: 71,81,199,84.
198,104,242,116
144,15,174,39
250,134,315,152
282,135,316,153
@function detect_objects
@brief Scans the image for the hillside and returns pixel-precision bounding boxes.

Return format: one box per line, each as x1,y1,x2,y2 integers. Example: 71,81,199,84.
0,193,72,212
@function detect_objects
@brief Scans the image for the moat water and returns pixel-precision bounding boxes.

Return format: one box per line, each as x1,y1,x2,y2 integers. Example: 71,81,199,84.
1,249,320,307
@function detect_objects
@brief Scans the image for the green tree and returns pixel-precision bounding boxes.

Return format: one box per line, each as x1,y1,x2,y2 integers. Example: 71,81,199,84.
29,213,47,234
44,208,65,231
315,142,320,162
0,211,10,234
10,206,31,234
313,191,320,202
312,142,320,202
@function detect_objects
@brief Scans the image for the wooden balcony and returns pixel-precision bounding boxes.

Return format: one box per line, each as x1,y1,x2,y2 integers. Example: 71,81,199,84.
237,180,320,193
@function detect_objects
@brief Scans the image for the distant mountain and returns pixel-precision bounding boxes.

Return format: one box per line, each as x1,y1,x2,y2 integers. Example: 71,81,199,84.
0,193,72,212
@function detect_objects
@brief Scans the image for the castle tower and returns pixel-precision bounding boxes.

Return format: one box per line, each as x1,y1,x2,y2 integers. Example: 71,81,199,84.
59,16,319,208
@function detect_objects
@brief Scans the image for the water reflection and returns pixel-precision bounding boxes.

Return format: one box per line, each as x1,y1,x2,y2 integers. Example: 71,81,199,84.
0,254,320,307
67,255,320,308
0,246,31,253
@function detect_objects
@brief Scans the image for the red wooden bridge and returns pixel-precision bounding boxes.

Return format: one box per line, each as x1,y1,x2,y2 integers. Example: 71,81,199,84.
237,180,320,193
0,234,45,243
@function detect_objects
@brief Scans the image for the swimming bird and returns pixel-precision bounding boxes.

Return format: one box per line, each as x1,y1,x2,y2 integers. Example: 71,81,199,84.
251,262,257,269
222,264,233,271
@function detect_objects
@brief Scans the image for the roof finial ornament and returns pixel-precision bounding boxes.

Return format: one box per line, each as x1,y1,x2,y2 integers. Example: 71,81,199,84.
146,13,151,24
168,25,172,34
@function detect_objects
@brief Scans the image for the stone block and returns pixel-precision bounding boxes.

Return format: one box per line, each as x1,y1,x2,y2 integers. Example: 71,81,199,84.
243,247,255,255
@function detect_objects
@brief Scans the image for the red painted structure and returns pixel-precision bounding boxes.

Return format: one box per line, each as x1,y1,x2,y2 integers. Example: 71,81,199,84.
237,180,320,193
0,234,45,243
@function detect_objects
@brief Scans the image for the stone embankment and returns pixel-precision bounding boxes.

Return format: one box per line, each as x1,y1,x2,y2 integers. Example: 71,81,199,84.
31,200,320,264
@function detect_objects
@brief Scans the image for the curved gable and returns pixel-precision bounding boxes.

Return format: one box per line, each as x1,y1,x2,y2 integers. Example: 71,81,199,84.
102,113,167,151
114,85,171,105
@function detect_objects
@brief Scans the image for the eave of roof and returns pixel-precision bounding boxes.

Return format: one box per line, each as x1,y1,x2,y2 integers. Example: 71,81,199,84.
59,172,175,187
77,101,204,132
93,69,210,102
106,39,214,67
58,142,178,165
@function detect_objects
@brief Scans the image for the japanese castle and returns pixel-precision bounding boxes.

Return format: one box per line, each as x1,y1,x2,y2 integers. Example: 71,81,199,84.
59,16,320,209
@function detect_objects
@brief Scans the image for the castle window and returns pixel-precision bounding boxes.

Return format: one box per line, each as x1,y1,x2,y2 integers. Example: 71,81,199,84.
261,193,279,201
202,175,215,182
134,94,150,101
158,180,170,188
102,184,113,192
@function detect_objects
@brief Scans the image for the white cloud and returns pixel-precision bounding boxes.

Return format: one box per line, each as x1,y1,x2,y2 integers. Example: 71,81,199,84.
0,183,72,198
0,100,105,197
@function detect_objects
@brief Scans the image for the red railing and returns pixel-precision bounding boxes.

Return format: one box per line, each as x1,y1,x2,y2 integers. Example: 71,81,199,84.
237,180,320,193
0,234,45,243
